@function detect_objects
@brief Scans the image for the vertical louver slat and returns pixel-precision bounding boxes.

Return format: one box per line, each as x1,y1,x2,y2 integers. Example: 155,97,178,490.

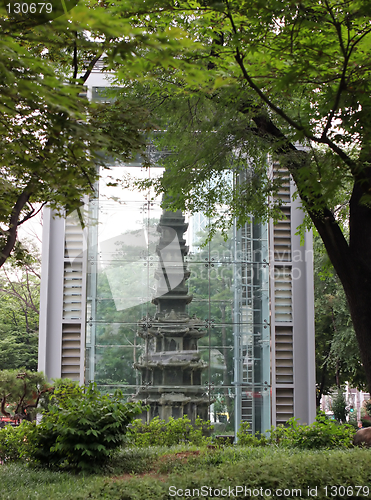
276,387,294,425
61,324,81,380
275,326,293,384
63,261,83,320
64,220,84,259
63,215,84,321
61,212,84,382
273,206,291,261
273,164,291,203
271,164,295,426
274,266,292,322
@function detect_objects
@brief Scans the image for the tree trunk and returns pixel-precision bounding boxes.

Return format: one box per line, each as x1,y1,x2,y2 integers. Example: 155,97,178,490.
239,108,371,393
312,180,371,392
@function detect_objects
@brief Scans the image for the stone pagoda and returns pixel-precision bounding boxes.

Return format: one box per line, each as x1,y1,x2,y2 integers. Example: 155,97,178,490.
133,209,209,423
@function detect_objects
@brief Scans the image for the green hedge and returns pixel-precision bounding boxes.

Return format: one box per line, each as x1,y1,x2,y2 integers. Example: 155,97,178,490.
83,449,371,500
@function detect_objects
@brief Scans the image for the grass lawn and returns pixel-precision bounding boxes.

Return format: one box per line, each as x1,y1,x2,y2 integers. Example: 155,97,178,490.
1,446,371,499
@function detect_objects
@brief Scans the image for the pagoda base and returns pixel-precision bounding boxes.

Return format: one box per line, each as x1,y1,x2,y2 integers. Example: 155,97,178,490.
132,389,210,424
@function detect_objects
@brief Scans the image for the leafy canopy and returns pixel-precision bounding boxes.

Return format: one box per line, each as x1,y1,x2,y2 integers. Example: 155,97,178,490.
0,1,182,266
111,0,371,235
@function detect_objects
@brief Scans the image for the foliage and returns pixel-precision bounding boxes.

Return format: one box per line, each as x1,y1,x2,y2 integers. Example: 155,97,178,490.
29,383,142,472
0,1,166,267
0,245,40,371
331,391,349,424
112,0,371,391
314,233,366,402
61,449,371,500
269,414,354,450
347,411,359,430
1,448,371,499
0,462,105,500
0,420,35,462
37,378,82,413
236,422,267,447
0,370,50,421
365,400,371,418
237,413,354,450
126,416,213,447
120,0,371,227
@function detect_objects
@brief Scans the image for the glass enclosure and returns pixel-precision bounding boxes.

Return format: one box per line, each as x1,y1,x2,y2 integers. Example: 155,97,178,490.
85,164,270,435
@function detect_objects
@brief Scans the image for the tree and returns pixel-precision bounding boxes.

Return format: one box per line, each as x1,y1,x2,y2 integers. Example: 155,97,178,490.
0,370,50,421
0,243,40,371
0,3,162,268
314,235,366,405
112,0,371,390
331,390,349,424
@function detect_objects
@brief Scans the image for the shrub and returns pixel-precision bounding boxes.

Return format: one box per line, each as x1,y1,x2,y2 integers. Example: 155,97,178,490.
347,410,359,429
236,422,267,446
126,416,213,447
268,413,354,449
237,413,354,450
0,420,34,462
29,383,142,472
82,449,371,500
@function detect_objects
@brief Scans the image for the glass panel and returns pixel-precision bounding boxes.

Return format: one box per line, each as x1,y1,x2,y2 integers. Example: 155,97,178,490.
94,346,139,386
85,164,271,436
95,385,139,400
209,387,235,434
93,323,142,346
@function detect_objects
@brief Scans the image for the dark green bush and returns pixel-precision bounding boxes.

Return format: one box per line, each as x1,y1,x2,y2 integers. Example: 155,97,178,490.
347,410,359,429
29,383,142,472
126,416,213,447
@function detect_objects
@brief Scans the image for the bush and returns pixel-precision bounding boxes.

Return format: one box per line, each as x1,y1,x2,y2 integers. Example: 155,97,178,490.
236,422,267,446
126,416,213,447
0,420,34,462
29,383,142,472
82,449,371,500
268,413,354,449
236,413,354,450
347,410,359,429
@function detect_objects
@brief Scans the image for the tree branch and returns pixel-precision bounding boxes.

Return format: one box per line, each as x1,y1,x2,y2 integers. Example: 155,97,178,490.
18,202,46,227
0,186,33,269
81,48,106,84
73,31,78,80
1,394,11,417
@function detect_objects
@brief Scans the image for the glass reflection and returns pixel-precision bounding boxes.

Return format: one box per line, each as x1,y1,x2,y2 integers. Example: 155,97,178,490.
85,166,271,436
